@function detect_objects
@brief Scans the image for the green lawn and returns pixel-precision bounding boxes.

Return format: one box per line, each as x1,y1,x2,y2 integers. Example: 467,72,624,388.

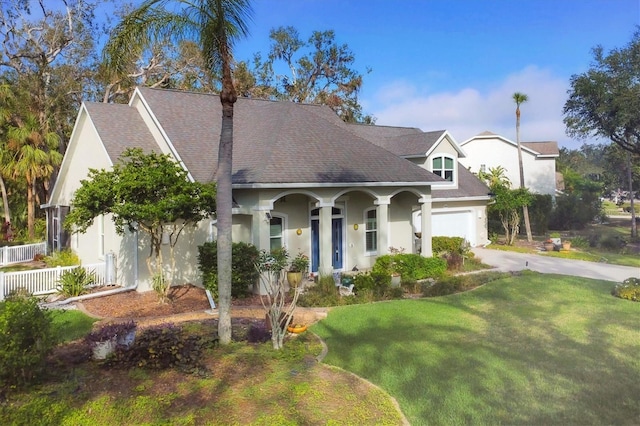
50,309,99,343
312,272,640,425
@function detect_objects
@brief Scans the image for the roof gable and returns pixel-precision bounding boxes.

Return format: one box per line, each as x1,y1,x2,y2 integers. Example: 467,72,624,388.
461,131,558,158
84,102,159,161
135,87,444,186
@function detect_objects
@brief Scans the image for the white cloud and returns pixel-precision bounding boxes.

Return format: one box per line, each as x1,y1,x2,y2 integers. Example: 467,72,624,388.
368,66,580,148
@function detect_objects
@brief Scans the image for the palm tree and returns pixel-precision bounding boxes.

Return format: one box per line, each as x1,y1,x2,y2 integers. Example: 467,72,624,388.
5,112,62,240
479,165,511,189
103,0,253,345
513,92,533,242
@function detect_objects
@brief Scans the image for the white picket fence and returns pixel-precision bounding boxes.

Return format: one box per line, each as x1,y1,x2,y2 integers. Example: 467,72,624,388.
0,242,47,266
0,263,107,301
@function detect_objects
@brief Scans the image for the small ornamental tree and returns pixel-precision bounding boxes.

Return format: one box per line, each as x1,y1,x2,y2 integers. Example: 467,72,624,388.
490,185,533,245
64,148,216,301
255,248,301,350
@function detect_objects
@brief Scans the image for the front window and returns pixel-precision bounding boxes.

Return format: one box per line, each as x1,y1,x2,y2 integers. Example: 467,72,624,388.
365,208,377,253
270,216,283,251
432,156,454,181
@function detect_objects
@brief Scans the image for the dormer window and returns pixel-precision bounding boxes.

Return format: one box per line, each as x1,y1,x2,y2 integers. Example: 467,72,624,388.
432,156,454,181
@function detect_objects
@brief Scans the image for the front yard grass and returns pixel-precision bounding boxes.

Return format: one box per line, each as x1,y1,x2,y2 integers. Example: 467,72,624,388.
2,317,404,425
312,272,640,425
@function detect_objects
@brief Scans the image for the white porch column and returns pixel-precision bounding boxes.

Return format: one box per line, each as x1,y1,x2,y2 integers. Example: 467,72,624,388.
375,198,390,255
252,209,271,253
419,196,432,257
318,204,333,275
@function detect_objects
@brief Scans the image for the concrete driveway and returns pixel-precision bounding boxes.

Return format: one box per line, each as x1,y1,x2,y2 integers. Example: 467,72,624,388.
471,247,640,283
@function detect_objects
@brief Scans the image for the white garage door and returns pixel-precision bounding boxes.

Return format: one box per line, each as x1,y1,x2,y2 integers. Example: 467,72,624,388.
432,210,476,246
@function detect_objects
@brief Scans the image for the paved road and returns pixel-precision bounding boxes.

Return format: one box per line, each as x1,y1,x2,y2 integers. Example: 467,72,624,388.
471,247,640,282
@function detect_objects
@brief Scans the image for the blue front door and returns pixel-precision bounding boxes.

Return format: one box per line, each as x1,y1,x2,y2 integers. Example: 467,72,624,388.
311,219,319,272
310,209,343,272
332,218,343,270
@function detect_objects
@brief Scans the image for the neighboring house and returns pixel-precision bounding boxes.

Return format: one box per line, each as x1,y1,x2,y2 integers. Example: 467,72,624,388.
44,87,490,292
459,131,559,196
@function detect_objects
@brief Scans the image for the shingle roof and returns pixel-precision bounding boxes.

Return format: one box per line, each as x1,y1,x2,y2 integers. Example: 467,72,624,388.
348,124,445,157
432,164,491,199
84,102,158,161
136,87,444,185
521,141,559,156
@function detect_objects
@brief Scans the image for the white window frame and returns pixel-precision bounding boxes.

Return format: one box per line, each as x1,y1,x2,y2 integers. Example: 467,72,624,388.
364,207,377,255
269,214,286,251
431,155,456,183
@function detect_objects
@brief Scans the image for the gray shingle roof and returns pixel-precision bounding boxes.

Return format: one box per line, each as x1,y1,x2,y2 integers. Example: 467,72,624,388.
348,124,445,157
521,141,559,156
432,164,491,199
137,87,443,185
84,102,158,161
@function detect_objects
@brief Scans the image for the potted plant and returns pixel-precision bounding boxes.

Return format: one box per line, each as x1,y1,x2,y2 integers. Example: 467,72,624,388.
562,240,571,250
543,239,555,252
287,252,309,288
85,321,137,360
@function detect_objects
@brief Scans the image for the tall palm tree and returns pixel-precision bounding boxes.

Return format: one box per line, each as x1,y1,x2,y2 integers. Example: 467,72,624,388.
6,112,62,240
103,0,253,344
513,92,533,242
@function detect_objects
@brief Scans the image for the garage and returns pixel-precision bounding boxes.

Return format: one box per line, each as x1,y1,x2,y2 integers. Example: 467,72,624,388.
431,210,476,246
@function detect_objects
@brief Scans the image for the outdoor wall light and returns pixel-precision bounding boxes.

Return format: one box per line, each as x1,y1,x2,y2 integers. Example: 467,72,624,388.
265,212,272,220
296,228,302,235
353,224,359,230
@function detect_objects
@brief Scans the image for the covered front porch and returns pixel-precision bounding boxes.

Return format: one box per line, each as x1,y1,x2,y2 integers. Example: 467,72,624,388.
231,185,434,276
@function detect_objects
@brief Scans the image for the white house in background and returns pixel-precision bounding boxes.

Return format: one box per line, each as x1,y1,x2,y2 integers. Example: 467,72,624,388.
44,87,490,292
459,131,560,196
350,126,492,248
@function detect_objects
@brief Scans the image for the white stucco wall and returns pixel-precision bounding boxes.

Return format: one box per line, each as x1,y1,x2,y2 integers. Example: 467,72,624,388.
460,136,557,195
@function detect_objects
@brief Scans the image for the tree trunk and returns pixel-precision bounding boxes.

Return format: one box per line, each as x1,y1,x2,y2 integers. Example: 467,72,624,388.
516,125,533,242
627,151,637,238
27,179,35,240
216,102,234,345
0,174,10,225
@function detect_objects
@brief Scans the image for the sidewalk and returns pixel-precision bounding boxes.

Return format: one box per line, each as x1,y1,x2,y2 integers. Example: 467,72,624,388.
472,247,640,282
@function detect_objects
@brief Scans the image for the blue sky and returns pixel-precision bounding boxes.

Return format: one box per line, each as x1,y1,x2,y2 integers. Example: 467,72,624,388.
231,0,640,149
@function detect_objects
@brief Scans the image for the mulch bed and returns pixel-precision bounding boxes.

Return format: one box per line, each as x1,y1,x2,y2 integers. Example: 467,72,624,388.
78,284,267,320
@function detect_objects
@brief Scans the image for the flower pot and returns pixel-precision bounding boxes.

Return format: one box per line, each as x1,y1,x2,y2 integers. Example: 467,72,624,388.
287,271,303,288
287,324,307,333
92,339,116,360
543,242,555,252
562,241,571,251
117,329,136,349
391,274,401,287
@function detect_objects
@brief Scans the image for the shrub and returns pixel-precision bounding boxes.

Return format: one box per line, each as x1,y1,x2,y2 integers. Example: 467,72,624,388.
622,203,640,213
57,266,96,298
247,323,271,343
43,249,80,267
109,323,216,374
298,275,342,307
372,254,447,282
599,235,626,251
528,193,553,235
198,241,260,299
612,277,640,302
442,252,464,271
570,235,589,249
0,292,55,389
432,236,465,255
85,321,137,346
